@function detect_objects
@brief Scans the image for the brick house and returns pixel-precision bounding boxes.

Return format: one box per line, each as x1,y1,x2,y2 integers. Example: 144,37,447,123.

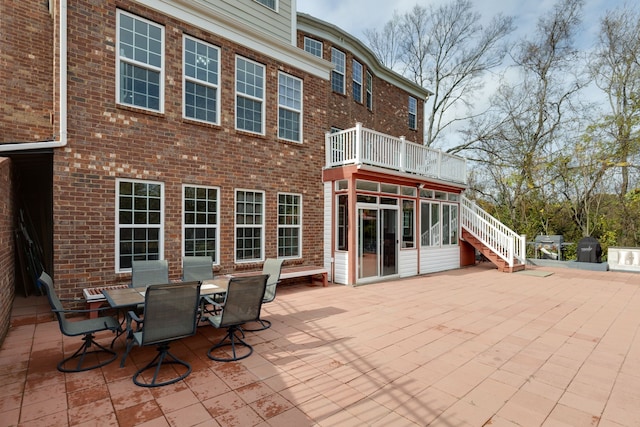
1,0,478,331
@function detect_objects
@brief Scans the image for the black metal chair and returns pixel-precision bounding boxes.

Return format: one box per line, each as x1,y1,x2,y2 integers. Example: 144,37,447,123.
206,274,268,362
243,258,284,332
122,281,201,387
37,272,121,373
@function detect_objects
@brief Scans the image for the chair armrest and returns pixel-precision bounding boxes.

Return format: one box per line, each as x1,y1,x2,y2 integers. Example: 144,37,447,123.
203,296,224,308
127,310,144,331
51,305,114,314
127,310,143,323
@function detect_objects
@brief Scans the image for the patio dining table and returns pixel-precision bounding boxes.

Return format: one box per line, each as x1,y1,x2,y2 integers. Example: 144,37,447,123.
102,278,229,348
102,278,229,309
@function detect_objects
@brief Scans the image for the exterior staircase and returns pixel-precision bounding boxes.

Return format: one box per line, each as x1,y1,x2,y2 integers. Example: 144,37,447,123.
460,196,526,272
461,229,525,272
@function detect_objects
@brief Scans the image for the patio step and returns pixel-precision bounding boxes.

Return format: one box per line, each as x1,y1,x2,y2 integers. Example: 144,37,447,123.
462,229,525,273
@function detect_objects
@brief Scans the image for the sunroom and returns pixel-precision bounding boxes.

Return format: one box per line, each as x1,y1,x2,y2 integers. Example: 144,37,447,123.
322,123,473,286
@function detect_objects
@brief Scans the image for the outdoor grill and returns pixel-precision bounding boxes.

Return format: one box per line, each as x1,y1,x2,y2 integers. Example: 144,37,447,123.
576,236,602,263
534,235,565,260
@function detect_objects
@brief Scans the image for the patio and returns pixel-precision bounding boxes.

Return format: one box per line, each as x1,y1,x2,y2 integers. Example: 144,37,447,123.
2,264,640,426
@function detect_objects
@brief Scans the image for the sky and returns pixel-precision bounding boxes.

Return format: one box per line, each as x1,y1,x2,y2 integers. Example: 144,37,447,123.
295,0,625,50
295,0,629,147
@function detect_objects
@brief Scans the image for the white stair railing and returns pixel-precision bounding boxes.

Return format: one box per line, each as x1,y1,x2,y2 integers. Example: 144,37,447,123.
460,195,526,267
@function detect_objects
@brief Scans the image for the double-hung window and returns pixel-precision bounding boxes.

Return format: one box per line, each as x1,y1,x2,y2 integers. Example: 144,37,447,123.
408,96,417,130
352,60,363,103
116,179,164,272
236,56,265,134
331,48,346,94
366,71,373,110
183,36,220,124
117,10,164,112
278,193,302,258
278,72,302,142
183,185,219,263
304,37,323,58
235,190,264,262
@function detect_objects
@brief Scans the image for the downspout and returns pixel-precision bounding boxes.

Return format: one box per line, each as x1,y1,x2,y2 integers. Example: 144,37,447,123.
0,0,67,152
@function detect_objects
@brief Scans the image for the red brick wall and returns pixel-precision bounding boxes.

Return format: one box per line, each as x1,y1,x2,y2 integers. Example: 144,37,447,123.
51,1,329,298
297,31,424,145
0,157,15,345
0,0,54,143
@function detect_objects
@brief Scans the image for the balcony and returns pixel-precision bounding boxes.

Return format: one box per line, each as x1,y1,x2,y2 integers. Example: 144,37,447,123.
325,123,467,185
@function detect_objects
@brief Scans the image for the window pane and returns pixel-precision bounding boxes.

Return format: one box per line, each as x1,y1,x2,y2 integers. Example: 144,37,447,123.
304,37,323,57
183,186,218,261
117,180,163,270
184,37,219,124
331,48,345,94
352,60,362,103
235,190,264,261
118,11,163,112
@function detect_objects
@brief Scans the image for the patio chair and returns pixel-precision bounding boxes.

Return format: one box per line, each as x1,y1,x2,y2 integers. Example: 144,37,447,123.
131,260,169,288
122,281,201,387
243,258,284,332
182,255,223,320
37,271,121,373
182,256,213,281
206,274,268,362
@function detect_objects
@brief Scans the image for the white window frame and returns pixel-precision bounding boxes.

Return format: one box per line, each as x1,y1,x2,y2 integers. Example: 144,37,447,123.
442,203,459,246
182,184,220,264
278,72,303,143
235,56,266,135
183,35,220,125
116,10,164,113
352,59,363,103
235,189,265,263
331,48,346,94
366,71,373,110
408,96,417,130
115,178,164,273
304,37,323,58
254,0,277,11
277,193,302,259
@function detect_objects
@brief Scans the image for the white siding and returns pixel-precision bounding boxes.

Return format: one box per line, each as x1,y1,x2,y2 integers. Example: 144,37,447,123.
323,182,333,281
132,0,331,79
399,249,418,277
216,0,293,44
420,246,460,274
333,251,349,285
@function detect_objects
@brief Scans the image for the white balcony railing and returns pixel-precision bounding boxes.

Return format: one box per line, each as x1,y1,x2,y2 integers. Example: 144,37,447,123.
325,123,467,184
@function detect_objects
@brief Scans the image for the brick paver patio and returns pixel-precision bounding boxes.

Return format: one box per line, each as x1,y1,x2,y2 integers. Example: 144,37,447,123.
1,263,639,426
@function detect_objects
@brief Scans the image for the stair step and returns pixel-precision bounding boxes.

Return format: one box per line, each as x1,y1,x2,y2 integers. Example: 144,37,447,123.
462,229,524,273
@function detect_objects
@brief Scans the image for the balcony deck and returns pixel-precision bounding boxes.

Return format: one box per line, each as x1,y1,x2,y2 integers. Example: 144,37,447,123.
325,123,467,185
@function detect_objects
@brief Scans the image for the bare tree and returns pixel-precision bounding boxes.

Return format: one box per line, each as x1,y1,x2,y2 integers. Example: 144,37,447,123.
465,0,587,232
364,0,514,147
363,12,404,72
590,5,640,245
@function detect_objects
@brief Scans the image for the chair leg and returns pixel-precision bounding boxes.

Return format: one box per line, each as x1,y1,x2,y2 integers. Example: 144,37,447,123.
58,333,118,373
207,326,253,362
133,343,192,387
241,318,272,332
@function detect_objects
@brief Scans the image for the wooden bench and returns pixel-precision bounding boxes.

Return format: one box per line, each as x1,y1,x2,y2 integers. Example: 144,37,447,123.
279,266,328,287
230,265,328,287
